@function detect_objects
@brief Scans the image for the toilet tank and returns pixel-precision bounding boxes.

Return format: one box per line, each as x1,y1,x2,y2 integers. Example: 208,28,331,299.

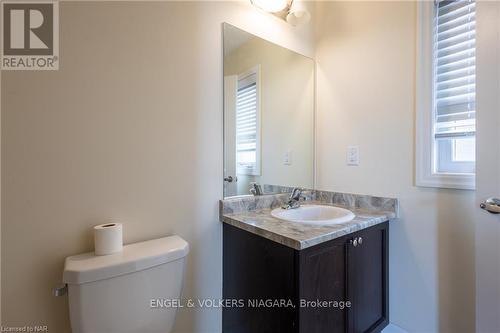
63,235,189,333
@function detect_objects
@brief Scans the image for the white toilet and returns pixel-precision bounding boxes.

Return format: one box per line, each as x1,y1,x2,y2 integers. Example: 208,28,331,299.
63,235,189,333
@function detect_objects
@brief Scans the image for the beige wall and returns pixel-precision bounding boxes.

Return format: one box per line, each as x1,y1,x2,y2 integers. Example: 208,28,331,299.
1,2,314,332
224,36,314,194
0,79,1,327
315,2,475,332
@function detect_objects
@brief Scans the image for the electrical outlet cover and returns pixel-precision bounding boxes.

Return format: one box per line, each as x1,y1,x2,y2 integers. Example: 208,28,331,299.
347,146,359,166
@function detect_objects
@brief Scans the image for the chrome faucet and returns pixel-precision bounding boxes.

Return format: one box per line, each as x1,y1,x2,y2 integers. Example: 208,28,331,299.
282,187,306,210
250,183,263,196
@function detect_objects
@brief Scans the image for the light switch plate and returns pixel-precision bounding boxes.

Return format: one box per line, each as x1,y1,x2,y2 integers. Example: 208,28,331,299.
347,146,359,166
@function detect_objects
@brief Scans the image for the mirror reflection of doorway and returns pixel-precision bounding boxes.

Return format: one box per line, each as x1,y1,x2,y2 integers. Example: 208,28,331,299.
224,66,261,197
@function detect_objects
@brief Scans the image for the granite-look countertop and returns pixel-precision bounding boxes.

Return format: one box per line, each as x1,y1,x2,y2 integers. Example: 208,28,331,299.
220,190,398,250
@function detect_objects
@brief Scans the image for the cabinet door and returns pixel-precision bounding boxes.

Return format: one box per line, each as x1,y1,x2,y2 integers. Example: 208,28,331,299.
223,224,297,333
347,223,389,333
298,236,348,333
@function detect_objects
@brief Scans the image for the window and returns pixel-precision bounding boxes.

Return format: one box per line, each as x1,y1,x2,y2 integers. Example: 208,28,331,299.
435,0,476,174
416,0,476,190
236,66,261,176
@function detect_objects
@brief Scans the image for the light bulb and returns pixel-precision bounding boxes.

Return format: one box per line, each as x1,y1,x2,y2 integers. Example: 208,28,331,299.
286,0,310,26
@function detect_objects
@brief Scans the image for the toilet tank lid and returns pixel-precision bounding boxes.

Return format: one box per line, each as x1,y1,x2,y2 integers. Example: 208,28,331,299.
63,235,189,285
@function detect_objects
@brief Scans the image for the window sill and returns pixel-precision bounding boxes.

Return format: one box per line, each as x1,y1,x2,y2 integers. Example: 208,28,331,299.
416,172,475,190
237,170,261,177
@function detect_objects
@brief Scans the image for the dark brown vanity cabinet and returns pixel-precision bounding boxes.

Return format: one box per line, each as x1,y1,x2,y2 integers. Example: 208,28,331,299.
223,222,389,333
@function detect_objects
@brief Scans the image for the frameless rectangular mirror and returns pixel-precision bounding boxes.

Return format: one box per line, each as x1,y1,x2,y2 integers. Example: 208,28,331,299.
223,23,315,198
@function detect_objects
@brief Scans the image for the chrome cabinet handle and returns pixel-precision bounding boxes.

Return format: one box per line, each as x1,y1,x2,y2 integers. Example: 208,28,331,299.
480,198,500,214
224,176,237,183
350,237,363,247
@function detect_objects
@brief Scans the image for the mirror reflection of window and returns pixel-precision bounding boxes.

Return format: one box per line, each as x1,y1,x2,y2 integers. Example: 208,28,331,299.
236,66,261,176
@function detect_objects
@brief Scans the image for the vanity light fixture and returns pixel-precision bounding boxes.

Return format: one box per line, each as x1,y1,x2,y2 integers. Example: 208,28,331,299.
251,0,288,13
251,0,310,26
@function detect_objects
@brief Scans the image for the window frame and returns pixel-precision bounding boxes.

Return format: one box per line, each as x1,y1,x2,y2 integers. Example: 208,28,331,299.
416,1,476,190
235,65,261,176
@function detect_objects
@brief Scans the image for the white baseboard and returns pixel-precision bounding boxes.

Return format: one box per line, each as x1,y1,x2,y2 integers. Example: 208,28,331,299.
382,323,409,333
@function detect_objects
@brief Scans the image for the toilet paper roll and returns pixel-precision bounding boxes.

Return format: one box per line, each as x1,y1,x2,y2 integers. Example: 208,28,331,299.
94,222,123,255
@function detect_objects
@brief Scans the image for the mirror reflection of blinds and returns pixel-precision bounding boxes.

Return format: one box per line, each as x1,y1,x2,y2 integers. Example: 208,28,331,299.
434,0,476,139
236,74,257,172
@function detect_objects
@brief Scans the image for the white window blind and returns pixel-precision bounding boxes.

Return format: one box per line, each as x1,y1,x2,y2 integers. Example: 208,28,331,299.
434,0,476,140
236,71,260,175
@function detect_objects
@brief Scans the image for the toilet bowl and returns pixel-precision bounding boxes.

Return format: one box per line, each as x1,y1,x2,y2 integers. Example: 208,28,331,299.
63,235,189,333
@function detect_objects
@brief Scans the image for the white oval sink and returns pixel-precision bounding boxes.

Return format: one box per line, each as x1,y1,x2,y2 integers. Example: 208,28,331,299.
271,205,355,225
